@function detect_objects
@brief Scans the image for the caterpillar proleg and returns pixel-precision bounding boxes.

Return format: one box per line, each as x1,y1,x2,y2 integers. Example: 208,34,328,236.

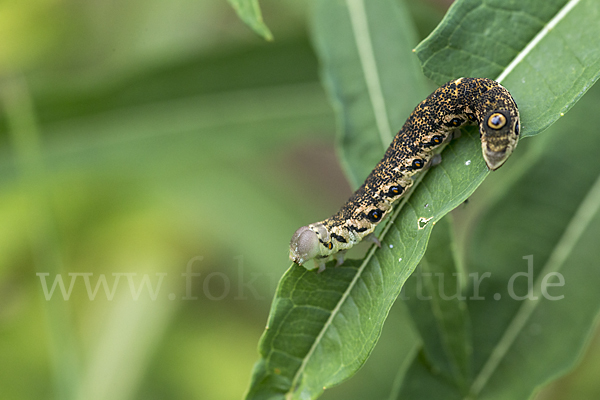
290,78,520,272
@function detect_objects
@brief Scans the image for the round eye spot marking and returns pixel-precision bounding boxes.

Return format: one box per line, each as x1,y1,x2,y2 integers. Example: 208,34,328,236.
448,117,463,127
412,159,424,169
327,242,333,250
515,121,520,135
466,112,476,121
388,185,404,196
488,112,507,129
431,135,443,145
367,209,382,223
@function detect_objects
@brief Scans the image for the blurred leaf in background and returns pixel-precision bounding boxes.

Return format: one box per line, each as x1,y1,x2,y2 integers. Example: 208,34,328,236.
227,0,274,40
0,1,338,400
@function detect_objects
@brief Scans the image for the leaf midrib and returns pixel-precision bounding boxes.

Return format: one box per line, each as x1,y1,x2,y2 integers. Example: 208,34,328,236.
285,168,430,397
345,0,393,149
496,0,581,84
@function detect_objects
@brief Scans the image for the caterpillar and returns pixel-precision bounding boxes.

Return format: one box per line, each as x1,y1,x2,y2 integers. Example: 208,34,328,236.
289,77,520,272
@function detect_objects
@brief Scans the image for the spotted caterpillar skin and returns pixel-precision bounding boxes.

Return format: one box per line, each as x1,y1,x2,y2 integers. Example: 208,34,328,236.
290,78,520,272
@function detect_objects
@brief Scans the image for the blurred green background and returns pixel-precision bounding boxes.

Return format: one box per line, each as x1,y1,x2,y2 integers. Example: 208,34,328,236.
1,0,599,399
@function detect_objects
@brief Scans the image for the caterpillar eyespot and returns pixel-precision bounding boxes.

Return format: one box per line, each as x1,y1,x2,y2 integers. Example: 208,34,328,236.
431,135,444,145
367,209,382,222
447,117,464,127
488,112,507,129
289,77,520,272
412,159,424,169
388,186,403,196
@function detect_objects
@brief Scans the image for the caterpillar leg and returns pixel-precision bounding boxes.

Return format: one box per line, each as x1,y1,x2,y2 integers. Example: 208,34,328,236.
365,233,381,248
430,153,442,167
334,250,347,267
314,259,327,273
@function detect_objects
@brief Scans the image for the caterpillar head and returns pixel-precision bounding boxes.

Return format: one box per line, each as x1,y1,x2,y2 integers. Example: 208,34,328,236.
480,109,520,170
289,226,321,265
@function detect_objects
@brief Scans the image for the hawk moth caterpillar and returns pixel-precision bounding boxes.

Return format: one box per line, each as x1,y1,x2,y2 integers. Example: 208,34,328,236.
290,78,520,272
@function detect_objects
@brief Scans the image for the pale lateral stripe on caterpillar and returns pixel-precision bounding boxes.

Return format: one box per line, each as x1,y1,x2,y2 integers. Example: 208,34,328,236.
289,78,520,272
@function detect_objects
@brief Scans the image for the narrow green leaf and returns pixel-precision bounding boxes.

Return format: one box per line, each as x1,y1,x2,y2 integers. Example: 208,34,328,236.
311,0,429,188
2,77,81,400
245,127,491,400
416,0,600,136
416,0,568,84
227,0,273,41
404,215,472,391
245,0,429,397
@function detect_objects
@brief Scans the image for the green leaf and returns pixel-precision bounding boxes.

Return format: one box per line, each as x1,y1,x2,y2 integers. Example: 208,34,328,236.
394,74,600,400
227,0,273,41
416,0,600,136
310,0,429,188
404,215,472,391
245,127,492,399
